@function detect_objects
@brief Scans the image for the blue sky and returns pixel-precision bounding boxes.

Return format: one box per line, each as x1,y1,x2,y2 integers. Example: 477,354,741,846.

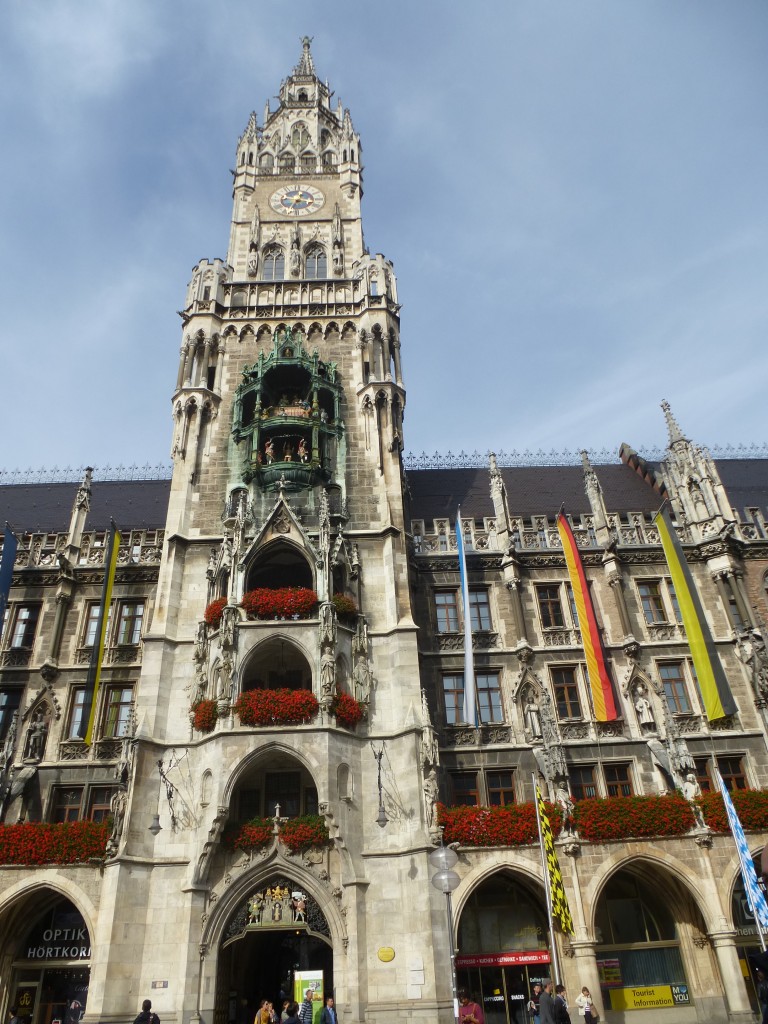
2,1,767,471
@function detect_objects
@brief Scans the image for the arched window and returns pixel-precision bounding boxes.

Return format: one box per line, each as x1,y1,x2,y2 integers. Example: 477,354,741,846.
300,151,315,171
279,153,294,170
322,150,336,168
262,247,285,282
260,152,274,169
305,244,327,280
291,123,310,149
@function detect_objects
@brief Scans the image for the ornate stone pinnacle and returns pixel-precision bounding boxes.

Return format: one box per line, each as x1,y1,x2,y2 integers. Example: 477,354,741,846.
661,399,688,446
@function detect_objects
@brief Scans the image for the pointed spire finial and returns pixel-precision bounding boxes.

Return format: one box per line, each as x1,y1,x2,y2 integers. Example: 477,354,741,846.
661,400,688,445
294,35,316,76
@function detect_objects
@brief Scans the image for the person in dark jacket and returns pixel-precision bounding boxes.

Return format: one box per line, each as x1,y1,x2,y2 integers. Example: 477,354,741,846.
319,996,337,1024
133,1000,159,1024
282,1003,300,1024
554,985,571,1024
539,981,556,1024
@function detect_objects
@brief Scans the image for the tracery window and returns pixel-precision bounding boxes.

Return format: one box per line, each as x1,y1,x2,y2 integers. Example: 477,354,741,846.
551,665,582,719
305,244,327,279
262,247,285,281
291,123,310,148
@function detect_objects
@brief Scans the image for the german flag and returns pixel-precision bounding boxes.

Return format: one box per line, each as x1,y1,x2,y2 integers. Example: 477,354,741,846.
536,785,574,935
655,506,736,721
80,523,121,743
557,513,618,721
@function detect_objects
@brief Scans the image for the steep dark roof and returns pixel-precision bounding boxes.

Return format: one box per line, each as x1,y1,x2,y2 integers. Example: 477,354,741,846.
0,480,171,534
406,464,662,523
717,460,768,517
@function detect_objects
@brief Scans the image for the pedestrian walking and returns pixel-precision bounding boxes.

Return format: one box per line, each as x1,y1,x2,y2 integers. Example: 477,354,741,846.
538,981,556,1024
574,986,598,1024
527,983,542,1024
319,996,337,1024
554,985,571,1024
133,1000,160,1024
457,988,484,1024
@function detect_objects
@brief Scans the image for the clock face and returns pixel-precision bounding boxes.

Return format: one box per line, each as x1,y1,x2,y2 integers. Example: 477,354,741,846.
269,184,325,217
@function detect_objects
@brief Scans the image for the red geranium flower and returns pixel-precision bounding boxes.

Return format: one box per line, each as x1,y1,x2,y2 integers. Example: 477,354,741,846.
241,588,318,620
234,688,319,726
204,597,227,628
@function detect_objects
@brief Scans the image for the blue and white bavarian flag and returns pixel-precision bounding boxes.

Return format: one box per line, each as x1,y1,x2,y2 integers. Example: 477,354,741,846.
456,509,476,726
716,770,768,928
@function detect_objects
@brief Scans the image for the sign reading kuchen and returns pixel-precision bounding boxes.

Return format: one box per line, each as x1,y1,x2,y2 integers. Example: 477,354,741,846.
455,951,551,968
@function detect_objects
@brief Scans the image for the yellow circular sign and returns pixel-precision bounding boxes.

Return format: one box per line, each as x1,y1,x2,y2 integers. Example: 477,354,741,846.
377,947,395,962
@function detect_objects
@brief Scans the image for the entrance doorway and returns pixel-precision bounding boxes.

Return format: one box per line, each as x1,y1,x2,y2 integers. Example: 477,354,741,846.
218,931,332,1024
213,878,333,1024
457,963,549,1024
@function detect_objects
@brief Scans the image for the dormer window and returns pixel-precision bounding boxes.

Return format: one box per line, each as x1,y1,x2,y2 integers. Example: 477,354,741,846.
297,90,309,102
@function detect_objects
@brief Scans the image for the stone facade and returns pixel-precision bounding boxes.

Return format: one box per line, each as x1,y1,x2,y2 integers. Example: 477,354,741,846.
1,37,768,1024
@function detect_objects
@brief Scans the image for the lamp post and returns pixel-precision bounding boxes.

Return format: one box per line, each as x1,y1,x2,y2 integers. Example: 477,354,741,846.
429,844,460,1024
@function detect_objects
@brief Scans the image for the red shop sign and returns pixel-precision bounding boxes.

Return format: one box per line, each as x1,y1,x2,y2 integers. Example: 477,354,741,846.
456,951,551,968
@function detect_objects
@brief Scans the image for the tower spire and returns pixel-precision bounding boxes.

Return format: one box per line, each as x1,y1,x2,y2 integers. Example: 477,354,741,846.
661,399,688,446
294,35,316,76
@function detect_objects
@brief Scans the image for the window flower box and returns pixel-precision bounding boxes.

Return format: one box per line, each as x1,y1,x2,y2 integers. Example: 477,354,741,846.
573,793,695,843
699,788,768,833
191,698,218,733
331,691,365,729
234,688,319,727
332,593,358,624
241,588,318,620
204,597,227,629
222,814,330,854
438,801,563,847
0,821,110,865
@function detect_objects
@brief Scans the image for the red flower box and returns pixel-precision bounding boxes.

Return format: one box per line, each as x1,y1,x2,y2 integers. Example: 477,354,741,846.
699,789,768,833
438,801,563,847
0,820,110,865
332,593,358,623
241,587,318,620
279,815,331,853
573,793,695,843
234,688,319,726
331,691,364,729
223,817,273,851
204,597,227,628
192,699,218,733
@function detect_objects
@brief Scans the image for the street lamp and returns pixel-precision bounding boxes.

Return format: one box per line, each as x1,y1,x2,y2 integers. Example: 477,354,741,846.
429,844,460,1024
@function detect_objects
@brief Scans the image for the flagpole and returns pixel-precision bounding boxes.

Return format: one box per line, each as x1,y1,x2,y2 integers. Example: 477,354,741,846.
533,773,561,985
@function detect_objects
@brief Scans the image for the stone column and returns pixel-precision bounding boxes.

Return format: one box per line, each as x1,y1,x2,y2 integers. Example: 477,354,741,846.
176,342,189,390
713,573,736,627
709,931,754,1017
213,345,225,394
392,336,403,385
182,341,196,387
606,568,632,638
198,337,212,387
728,570,754,629
506,575,528,644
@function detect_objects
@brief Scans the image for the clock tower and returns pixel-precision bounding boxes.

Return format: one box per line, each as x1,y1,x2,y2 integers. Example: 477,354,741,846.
120,36,446,1024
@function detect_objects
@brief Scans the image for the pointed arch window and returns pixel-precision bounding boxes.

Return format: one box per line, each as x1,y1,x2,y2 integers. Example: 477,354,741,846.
300,151,316,172
291,123,310,149
305,244,327,280
262,247,285,282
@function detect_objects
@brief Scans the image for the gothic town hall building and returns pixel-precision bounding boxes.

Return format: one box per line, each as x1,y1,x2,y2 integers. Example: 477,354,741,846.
2,39,768,1024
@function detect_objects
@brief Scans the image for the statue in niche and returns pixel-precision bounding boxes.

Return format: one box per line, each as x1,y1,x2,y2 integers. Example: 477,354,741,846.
555,781,575,835
320,649,335,700
290,235,301,275
353,652,372,704
106,789,128,856
332,243,343,273
218,652,234,702
634,683,655,728
319,603,336,645
523,693,543,739
247,246,259,278
424,767,439,831
298,438,309,463
265,439,275,463
736,628,768,700
681,772,706,828
25,713,47,761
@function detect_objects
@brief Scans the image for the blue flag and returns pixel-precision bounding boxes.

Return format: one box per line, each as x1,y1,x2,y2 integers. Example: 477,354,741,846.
456,510,476,726
0,527,18,643
716,770,768,928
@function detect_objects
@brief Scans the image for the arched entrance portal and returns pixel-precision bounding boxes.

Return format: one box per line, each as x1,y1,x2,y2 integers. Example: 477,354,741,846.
455,871,550,1024
215,877,333,1024
2,896,90,1024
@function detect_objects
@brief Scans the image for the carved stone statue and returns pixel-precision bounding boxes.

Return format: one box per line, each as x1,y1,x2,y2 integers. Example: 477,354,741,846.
25,713,47,761
682,772,706,828
218,652,234,702
736,628,768,700
353,652,372,704
524,696,543,739
320,649,335,700
634,683,655,728
106,789,127,855
319,603,336,646
424,767,439,831
247,248,259,278
555,782,575,835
